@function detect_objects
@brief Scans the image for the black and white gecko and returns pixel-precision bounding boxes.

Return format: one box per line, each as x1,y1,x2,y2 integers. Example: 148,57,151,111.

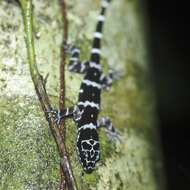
50,0,120,173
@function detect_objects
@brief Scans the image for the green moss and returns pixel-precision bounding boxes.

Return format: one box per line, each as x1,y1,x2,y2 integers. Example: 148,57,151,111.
0,96,59,189
0,0,164,189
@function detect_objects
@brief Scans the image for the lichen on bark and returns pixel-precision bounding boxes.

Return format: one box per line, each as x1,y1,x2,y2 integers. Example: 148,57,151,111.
0,0,165,189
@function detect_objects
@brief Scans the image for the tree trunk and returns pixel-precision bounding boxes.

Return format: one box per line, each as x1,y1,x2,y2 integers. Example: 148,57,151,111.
0,0,165,189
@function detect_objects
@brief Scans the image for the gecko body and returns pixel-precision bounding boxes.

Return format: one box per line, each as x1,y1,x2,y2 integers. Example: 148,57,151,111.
51,0,120,173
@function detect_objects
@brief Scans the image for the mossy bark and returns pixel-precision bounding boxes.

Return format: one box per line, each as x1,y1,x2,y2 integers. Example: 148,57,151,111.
0,0,165,189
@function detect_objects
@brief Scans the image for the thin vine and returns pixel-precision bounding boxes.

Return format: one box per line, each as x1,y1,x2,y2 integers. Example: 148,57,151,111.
19,0,78,189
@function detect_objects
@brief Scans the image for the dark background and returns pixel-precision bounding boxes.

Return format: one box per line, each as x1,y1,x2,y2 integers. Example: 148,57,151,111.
147,1,190,190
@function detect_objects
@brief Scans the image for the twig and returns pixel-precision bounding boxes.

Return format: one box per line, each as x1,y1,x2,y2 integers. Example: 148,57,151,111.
59,163,66,190
59,0,68,142
19,0,78,190
59,0,78,189
59,0,68,189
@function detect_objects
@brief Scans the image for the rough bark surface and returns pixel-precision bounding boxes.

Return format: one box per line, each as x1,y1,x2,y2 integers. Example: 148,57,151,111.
0,0,165,189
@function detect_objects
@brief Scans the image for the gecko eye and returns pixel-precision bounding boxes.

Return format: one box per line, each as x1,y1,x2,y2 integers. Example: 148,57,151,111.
93,143,99,150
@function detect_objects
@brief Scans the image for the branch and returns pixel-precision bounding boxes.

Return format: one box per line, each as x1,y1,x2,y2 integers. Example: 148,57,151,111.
19,0,78,189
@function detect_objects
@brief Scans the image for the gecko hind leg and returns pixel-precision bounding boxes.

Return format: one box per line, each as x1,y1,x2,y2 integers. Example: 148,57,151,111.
65,44,90,74
100,68,121,90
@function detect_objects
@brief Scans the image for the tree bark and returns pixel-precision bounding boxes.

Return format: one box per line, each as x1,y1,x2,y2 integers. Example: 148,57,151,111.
0,0,165,189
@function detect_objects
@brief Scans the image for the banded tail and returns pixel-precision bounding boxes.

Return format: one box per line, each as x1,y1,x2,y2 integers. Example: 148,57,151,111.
90,0,111,64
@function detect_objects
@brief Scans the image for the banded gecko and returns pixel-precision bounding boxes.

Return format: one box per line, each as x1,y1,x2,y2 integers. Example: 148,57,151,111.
50,0,120,173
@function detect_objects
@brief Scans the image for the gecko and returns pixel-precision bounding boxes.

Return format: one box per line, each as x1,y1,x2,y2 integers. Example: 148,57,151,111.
50,0,120,173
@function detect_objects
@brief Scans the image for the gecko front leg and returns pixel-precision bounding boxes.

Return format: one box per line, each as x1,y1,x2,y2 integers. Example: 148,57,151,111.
47,105,82,126
97,117,121,141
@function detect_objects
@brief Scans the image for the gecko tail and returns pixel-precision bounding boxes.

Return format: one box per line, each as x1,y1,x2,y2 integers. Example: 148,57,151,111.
90,0,112,64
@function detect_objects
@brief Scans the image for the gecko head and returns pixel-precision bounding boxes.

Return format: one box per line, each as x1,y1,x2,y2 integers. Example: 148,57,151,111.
76,128,100,173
